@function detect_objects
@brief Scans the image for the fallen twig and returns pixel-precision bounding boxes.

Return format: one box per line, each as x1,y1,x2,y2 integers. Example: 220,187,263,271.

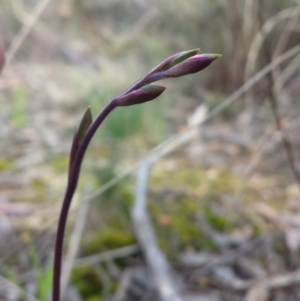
74,245,139,268
0,274,39,301
220,268,300,291
5,0,53,67
132,160,183,301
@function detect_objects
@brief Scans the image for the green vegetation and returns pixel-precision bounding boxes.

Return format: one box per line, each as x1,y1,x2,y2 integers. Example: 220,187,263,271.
12,88,27,127
150,198,215,256
30,246,53,301
83,227,135,255
0,158,13,171
71,266,103,301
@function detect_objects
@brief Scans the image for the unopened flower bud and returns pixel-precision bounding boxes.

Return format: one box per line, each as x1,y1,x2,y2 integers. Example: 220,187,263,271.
150,49,199,73
69,107,92,177
115,85,166,107
162,53,222,78
77,107,93,145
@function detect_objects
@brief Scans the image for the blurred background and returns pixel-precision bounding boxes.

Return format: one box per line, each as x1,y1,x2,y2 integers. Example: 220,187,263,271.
1,0,300,300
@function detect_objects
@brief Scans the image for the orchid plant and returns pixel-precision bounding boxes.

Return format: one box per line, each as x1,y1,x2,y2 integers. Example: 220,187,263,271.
51,49,221,301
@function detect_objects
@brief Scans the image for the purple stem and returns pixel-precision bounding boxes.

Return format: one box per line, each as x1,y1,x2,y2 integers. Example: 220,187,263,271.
122,71,161,95
52,99,117,301
52,70,168,301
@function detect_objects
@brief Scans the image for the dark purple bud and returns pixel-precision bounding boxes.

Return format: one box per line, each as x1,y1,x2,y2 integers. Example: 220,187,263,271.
150,49,199,74
162,53,222,78
115,85,166,107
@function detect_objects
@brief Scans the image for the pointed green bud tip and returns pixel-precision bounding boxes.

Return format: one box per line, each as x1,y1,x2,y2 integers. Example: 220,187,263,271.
116,85,166,107
161,53,222,78
201,53,222,59
77,107,92,145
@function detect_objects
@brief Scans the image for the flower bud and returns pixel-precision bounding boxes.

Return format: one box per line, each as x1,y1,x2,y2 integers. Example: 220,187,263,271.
150,49,199,74
68,107,92,178
162,53,222,78
115,85,166,107
77,107,93,145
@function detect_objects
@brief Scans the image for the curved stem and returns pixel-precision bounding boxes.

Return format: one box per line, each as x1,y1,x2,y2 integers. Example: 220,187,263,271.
52,62,169,301
122,75,151,95
52,99,117,301
122,72,160,95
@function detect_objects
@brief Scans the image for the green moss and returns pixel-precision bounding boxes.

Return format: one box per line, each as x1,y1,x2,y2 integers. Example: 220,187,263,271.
0,158,13,171
71,267,102,299
150,198,214,255
84,227,135,255
119,185,134,207
73,224,135,298
150,168,205,189
204,206,232,232
172,213,214,250
87,297,103,301
150,167,240,197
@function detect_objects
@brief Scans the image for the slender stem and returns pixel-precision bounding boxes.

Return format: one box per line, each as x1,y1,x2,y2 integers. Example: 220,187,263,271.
52,61,175,301
122,70,164,95
122,75,151,95
52,100,117,301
